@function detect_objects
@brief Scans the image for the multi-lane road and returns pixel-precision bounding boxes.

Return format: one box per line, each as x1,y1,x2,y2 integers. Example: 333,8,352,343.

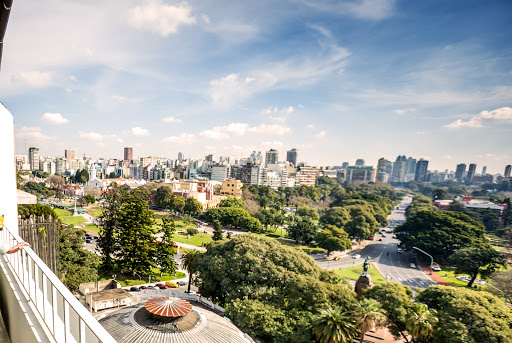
316,195,437,289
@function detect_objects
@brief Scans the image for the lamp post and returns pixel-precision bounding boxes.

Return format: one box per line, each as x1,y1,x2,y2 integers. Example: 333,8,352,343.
483,281,509,305
413,246,434,272
134,272,141,285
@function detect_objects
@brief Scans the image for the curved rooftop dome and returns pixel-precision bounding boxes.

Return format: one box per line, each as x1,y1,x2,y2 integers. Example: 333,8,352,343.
144,297,192,318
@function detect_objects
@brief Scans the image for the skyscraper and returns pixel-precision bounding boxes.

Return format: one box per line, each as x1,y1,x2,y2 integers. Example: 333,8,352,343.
286,148,298,166
178,152,183,161
414,159,429,182
265,149,279,164
505,165,512,178
355,159,365,166
341,162,349,169
482,166,487,175
28,147,39,171
467,163,477,183
376,158,388,182
124,147,133,162
455,163,466,182
65,149,75,162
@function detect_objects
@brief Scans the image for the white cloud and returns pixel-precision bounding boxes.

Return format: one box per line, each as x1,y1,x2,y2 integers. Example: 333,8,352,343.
79,132,104,142
200,123,250,140
64,88,72,93
41,112,69,125
12,71,53,87
16,127,56,142
301,0,395,20
69,75,77,82
131,127,150,137
442,155,453,160
247,124,291,136
126,0,196,37
315,131,326,138
162,116,183,123
208,73,256,108
307,124,316,129
444,107,512,128
264,106,296,122
394,108,416,115
161,133,195,144
416,131,425,135
112,95,128,102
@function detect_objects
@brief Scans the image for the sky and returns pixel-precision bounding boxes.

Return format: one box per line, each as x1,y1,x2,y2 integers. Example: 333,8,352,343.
1,0,512,174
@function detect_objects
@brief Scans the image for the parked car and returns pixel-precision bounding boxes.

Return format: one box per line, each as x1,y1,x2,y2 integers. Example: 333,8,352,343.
410,263,416,268
397,248,403,253
146,286,156,290
431,265,442,271
352,254,361,259
184,290,197,295
85,238,92,243
129,287,140,292
139,285,148,290
177,281,187,286
165,280,179,288
155,283,166,289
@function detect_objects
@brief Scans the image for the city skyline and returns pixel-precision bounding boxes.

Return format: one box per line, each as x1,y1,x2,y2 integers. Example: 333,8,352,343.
2,0,512,172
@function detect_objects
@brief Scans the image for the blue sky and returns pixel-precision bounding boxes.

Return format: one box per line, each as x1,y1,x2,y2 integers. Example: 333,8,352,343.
1,0,512,173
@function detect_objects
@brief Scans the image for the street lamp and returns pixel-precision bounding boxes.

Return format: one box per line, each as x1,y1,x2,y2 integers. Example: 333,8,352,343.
483,281,509,305
413,246,434,271
134,272,141,285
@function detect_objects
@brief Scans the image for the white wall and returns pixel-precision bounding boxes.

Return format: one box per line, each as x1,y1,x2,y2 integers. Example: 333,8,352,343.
0,103,19,235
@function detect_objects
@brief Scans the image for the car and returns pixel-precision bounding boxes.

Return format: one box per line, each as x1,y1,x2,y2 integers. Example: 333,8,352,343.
368,237,374,241
184,290,197,295
129,287,140,292
381,234,386,237
165,281,179,288
378,238,382,241
146,286,156,290
410,263,416,268
139,285,148,290
155,283,166,288
156,284,167,289
177,280,187,286
85,238,92,243
397,248,403,253
431,266,441,271
352,254,361,259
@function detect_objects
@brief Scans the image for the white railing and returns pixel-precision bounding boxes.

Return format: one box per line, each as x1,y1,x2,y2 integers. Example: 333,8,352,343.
0,226,116,343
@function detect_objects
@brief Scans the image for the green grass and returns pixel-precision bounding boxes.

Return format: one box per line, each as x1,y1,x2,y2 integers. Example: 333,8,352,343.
434,267,469,287
278,239,326,254
54,208,87,226
172,232,212,247
88,207,103,218
84,223,100,235
334,263,386,284
99,271,186,287
265,228,290,238
151,216,197,232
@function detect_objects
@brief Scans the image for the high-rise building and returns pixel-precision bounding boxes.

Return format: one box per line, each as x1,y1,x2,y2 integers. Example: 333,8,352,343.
341,162,349,169
124,147,133,162
355,159,365,166
414,159,429,182
205,154,215,162
405,157,417,175
391,160,406,183
505,165,512,178
346,166,375,182
467,163,477,183
178,152,183,161
455,163,466,182
65,149,75,162
286,148,298,166
28,147,39,171
265,149,279,165
482,166,487,175
376,158,388,182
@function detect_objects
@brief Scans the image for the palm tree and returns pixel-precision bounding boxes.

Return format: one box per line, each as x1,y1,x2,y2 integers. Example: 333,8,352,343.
405,303,438,343
181,249,202,293
312,307,357,343
353,298,387,343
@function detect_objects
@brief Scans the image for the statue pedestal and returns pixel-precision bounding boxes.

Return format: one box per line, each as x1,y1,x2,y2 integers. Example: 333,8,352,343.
354,273,372,296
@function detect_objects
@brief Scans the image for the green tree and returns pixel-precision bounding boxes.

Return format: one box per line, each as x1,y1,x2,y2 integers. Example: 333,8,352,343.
98,184,125,272
288,217,318,244
212,220,224,241
344,205,380,241
405,303,438,343
316,225,352,256
115,190,157,274
405,195,437,217
82,195,96,204
253,208,285,231
219,197,246,208
183,197,203,216
181,249,202,293
80,168,89,184
364,282,414,342
312,307,357,343
169,195,186,213
156,218,177,276
416,285,512,343
448,247,505,287
204,207,263,232
395,211,490,259
353,298,387,343
431,189,448,201
320,207,351,228
154,185,173,208
296,205,319,220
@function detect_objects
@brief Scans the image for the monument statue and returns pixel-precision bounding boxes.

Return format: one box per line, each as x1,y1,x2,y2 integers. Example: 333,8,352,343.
355,256,372,296
362,256,371,274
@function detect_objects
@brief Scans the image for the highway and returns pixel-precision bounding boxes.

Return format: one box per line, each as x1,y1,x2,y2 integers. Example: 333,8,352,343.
316,194,437,289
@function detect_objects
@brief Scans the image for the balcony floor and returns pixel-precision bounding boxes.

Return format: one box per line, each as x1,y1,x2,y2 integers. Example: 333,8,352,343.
0,310,11,343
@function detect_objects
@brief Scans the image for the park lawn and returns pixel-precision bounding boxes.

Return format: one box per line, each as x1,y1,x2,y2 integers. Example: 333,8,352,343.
265,228,290,238
99,271,186,287
172,232,212,247
54,208,87,226
88,207,103,218
434,267,475,287
278,239,326,254
84,223,100,235
334,263,386,284
151,217,197,232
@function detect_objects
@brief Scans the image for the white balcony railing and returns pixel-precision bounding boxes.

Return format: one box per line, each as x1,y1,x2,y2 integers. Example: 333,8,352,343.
0,225,116,343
